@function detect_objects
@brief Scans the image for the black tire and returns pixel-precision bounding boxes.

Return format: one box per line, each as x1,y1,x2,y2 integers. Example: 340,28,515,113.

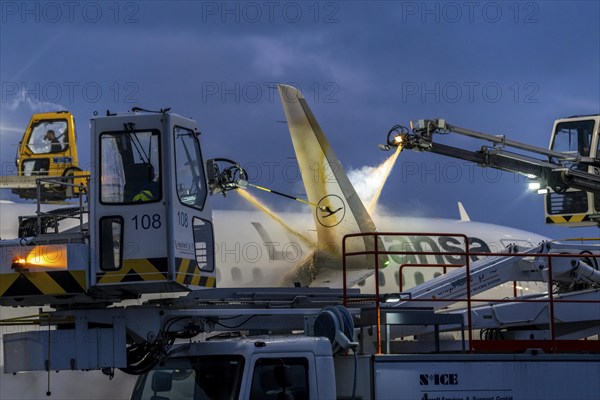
58,166,82,195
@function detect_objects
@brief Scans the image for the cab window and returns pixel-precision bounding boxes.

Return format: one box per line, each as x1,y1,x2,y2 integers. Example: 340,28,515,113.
27,120,68,154
551,120,596,157
131,356,244,400
100,130,161,204
174,126,207,210
250,358,309,400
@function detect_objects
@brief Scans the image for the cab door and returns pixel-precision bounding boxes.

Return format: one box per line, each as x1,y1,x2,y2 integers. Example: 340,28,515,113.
90,112,169,293
165,113,216,289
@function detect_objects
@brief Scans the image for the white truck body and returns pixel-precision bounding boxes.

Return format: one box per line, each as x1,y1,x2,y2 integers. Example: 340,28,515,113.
128,336,600,400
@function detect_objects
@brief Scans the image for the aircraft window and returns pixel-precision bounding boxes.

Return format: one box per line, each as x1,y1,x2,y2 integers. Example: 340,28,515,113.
414,272,424,285
357,279,366,287
100,130,161,204
231,267,242,283
174,126,207,211
27,119,68,154
395,272,407,289
252,268,263,281
378,271,386,287
433,272,442,279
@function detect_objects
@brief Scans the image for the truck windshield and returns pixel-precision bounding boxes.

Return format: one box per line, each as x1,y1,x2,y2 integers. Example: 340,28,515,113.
130,355,244,400
27,120,68,154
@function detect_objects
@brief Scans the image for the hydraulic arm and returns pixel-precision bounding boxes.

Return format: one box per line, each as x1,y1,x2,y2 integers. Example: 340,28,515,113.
382,115,600,226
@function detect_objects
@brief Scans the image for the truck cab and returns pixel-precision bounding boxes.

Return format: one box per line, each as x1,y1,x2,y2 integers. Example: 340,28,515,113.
12,111,80,199
130,336,336,400
89,110,216,295
16,111,79,177
546,114,600,225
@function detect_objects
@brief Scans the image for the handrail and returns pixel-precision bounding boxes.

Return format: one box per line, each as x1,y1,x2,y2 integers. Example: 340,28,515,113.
398,263,463,292
33,175,89,236
342,232,471,353
342,232,600,354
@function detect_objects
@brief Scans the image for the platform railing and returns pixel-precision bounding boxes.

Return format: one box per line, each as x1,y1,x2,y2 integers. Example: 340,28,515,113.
398,263,463,292
26,175,90,237
342,232,600,355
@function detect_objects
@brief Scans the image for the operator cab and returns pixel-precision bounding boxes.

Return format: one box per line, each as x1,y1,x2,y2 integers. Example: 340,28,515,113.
0,109,216,307
546,115,600,226
90,109,216,296
130,337,330,400
13,111,81,199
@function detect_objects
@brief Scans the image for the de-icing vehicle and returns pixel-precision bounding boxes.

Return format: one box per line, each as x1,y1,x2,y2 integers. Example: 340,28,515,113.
0,111,83,200
0,86,599,399
381,114,600,226
0,108,216,306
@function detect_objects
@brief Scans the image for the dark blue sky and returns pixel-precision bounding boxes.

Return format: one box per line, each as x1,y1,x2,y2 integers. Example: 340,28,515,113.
1,1,599,238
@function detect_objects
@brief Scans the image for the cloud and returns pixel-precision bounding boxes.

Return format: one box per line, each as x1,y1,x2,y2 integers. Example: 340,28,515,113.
242,34,372,89
0,125,23,135
4,87,67,113
244,36,299,77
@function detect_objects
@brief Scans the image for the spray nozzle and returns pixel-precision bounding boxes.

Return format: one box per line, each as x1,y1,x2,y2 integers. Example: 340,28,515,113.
207,158,248,196
386,124,409,150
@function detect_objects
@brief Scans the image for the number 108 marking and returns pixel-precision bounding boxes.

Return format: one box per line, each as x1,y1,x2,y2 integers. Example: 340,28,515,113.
132,214,161,230
177,211,189,227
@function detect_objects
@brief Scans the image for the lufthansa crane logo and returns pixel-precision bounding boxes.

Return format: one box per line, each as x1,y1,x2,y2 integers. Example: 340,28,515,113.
316,195,345,227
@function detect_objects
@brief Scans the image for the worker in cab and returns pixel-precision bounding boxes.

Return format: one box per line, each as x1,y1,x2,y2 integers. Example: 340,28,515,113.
132,175,160,202
133,187,154,202
44,130,62,153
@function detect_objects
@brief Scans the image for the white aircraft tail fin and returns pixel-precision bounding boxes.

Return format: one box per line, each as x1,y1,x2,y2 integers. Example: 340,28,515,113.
277,84,384,287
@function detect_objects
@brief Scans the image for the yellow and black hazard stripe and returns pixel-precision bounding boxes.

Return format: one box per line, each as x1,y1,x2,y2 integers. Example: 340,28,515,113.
546,214,592,224
96,258,168,284
175,258,216,288
0,271,86,298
